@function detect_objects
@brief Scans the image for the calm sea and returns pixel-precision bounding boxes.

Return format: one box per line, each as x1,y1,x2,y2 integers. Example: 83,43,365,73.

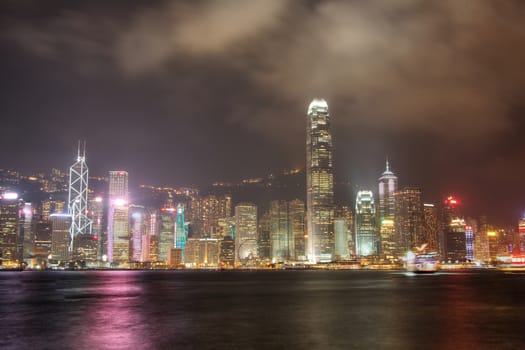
0,270,524,349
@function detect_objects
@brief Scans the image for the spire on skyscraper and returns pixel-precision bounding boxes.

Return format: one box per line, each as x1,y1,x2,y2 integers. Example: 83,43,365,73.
382,157,394,176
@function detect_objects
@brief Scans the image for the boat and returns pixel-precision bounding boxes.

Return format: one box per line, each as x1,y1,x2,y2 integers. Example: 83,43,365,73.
406,245,439,273
496,255,525,272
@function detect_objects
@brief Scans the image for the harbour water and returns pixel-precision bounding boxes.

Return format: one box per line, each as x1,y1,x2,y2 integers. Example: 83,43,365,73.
1,270,524,349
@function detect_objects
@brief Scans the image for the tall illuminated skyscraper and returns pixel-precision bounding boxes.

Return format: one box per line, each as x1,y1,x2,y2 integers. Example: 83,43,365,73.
442,196,466,262
289,199,305,260
306,98,334,263
378,160,398,261
234,203,258,266
21,202,34,263
129,205,146,262
270,200,290,263
89,196,105,260
108,171,129,264
394,187,424,251
422,203,439,250
519,214,525,253
50,213,72,261
378,160,397,219
334,218,349,259
0,192,22,265
175,204,187,259
158,207,175,262
355,191,377,256
68,142,92,253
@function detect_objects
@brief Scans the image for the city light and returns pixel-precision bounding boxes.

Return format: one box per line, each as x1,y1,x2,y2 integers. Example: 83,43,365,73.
113,198,126,206
444,196,459,206
2,192,18,200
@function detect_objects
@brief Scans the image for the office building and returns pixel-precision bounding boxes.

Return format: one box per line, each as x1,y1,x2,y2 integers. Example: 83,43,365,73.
220,236,235,267
108,171,129,264
270,200,291,263
378,161,398,260
175,204,187,259
289,199,306,260
50,214,71,261
184,238,220,267
234,203,258,265
306,98,334,262
355,190,377,256
442,196,467,262
158,207,176,263
422,204,439,251
68,142,92,255
334,218,349,259
394,187,424,251
130,205,146,262
258,212,271,260
0,192,22,265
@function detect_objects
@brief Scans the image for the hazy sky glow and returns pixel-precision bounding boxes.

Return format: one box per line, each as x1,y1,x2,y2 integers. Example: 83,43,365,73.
0,0,524,223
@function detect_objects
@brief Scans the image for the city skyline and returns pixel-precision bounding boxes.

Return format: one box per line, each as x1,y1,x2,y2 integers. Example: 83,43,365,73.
1,0,524,225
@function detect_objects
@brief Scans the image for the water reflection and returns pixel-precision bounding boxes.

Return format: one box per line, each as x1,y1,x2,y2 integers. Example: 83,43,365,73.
75,272,147,350
1,270,525,349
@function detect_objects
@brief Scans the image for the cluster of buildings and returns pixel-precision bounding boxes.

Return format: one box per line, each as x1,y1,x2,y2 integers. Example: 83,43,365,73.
1,99,524,269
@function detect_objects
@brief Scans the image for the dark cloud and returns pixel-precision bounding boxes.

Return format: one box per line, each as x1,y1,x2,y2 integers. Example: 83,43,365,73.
0,0,524,223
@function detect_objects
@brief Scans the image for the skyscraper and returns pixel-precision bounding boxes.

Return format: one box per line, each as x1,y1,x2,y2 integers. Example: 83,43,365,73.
270,200,290,263
519,214,525,253
394,187,424,252
21,202,34,263
378,160,398,219
89,196,105,260
334,218,349,259
175,204,187,259
422,203,439,250
108,171,129,264
334,205,355,256
68,142,92,253
0,192,22,266
191,194,232,238
129,205,146,262
50,213,72,261
306,98,334,263
289,199,306,260
234,203,258,266
158,207,176,263
355,190,377,256
257,211,271,260
442,196,466,262
378,160,398,261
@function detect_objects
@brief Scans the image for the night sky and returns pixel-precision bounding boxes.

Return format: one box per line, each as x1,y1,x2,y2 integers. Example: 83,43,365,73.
0,0,524,224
